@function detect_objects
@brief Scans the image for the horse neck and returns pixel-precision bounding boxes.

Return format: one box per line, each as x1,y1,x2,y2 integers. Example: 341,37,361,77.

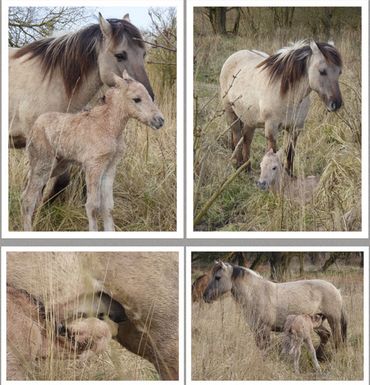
287,74,311,105
69,69,102,111
105,98,130,137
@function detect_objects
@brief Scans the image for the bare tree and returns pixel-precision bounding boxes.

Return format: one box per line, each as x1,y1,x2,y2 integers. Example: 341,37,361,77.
8,7,89,47
204,7,243,35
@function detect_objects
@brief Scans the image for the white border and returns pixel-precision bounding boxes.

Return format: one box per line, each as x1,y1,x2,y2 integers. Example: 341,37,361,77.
1,0,184,239
186,0,369,238
1,246,185,384
186,246,369,384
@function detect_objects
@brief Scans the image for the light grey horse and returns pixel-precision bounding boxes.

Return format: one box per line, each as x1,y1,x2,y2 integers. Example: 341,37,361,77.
220,40,342,175
203,261,346,358
9,12,154,198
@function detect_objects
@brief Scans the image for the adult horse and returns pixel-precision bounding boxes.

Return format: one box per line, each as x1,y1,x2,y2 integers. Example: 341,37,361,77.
203,261,346,358
7,252,178,380
9,13,154,198
220,40,342,175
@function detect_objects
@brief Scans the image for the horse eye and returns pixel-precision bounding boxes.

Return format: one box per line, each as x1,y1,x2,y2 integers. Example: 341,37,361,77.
319,69,327,76
133,97,141,103
115,51,127,62
143,51,147,58
272,166,277,171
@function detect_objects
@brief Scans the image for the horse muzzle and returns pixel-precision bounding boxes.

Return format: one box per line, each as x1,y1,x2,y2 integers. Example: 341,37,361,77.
256,180,268,191
150,115,164,130
327,99,342,112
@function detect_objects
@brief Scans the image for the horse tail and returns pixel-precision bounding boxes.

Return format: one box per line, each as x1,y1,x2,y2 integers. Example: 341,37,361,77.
341,308,347,343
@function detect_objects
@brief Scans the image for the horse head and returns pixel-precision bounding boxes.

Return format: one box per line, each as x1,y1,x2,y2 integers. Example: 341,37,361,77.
97,13,154,100
203,261,233,303
257,148,283,191
111,70,164,129
308,41,343,112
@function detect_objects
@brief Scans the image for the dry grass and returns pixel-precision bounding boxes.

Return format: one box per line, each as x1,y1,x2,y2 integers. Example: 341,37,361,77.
192,264,363,380
15,339,158,381
193,13,361,231
8,59,176,232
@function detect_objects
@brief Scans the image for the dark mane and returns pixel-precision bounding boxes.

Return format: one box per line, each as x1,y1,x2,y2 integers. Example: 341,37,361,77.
12,19,144,97
256,41,342,95
231,265,246,279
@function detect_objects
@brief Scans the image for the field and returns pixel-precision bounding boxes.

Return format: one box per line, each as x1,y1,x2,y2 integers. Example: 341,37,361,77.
8,10,177,232
193,8,362,231
192,257,364,380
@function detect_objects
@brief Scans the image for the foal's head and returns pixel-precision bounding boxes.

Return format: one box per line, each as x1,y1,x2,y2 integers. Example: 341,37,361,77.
257,148,283,191
203,261,233,303
111,70,164,129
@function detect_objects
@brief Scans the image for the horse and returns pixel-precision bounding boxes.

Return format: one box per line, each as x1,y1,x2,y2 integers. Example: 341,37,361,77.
203,261,346,358
9,12,154,199
22,70,164,231
7,252,179,380
192,273,210,302
220,40,342,175
282,313,325,373
257,148,320,203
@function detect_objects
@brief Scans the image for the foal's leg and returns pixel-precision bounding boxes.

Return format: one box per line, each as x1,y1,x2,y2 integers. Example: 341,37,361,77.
22,159,53,231
85,164,106,231
293,344,301,374
100,160,119,231
305,337,321,372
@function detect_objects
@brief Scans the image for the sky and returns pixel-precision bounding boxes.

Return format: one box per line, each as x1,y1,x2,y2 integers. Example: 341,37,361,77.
86,7,160,29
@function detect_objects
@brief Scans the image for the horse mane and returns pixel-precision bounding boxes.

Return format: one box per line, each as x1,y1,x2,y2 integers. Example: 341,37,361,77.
256,40,342,95
230,265,262,280
12,19,144,98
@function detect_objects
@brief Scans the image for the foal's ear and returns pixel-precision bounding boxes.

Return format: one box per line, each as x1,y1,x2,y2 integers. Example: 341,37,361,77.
99,13,112,38
123,13,131,22
112,73,126,88
121,70,134,85
327,40,335,47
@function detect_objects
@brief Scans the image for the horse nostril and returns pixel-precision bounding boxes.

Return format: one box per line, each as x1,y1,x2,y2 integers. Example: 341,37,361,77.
330,101,337,111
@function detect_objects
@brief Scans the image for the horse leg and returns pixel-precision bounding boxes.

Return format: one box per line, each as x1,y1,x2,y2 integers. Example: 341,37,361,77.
242,125,255,172
22,159,52,231
100,161,118,231
225,105,243,167
285,128,301,177
85,164,105,231
265,121,278,152
314,324,331,361
305,337,321,372
254,325,271,350
327,315,342,349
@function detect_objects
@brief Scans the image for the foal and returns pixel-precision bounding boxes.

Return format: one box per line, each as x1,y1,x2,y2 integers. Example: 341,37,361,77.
282,314,324,374
22,70,164,231
257,148,319,203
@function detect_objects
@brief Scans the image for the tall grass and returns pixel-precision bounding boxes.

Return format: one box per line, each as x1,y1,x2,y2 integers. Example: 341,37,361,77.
192,262,363,380
193,10,361,231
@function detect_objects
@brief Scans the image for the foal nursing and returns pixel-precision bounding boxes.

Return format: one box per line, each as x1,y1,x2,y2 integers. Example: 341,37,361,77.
22,70,164,231
282,313,325,374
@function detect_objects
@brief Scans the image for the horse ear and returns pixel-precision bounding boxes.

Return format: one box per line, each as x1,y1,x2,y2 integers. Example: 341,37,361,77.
328,40,335,47
267,148,274,155
220,261,227,270
310,40,320,55
99,13,112,38
123,13,131,22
